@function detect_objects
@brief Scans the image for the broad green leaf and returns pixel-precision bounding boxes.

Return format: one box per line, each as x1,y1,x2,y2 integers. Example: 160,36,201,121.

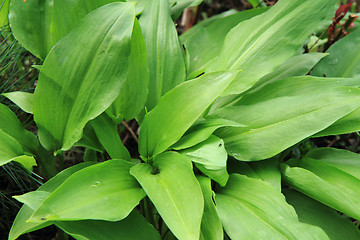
139,71,239,159
0,0,10,27
9,0,53,59
107,19,149,121
180,9,238,42
139,0,186,110
50,0,121,46
9,162,94,240
305,148,360,179
209,0,337,95
249,53,329,94
211,77,360,161
12,155,37,171
284,189,360,240
29,160,145,222
215,174,329,240
74,124,103,153
14,191,51,211
91,114,131,161
0,130,24,166
313,108,360,137
56,211,161,240
228,158,281,191
182,7,267,76
0,103,38,154
172,118,244,150
130,152,204,240
170,0,202,20
312,29,360,78
2,91,33,114
180,135,229,186
281,150,360,220
127,0,146,15
33,3,136,151
197,176,223,240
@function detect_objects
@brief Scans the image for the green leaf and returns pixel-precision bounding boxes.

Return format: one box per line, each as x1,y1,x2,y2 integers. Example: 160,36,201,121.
130,152,204,240
74,124,103,153
55,211,161,240
9,162,94,240
33,2,136,151
281,148,360,220
228,158,282,191
249,53,329,93
9,0,53,59
197,176,223,240
29,160,145,222
215,174,329,239
12,155,37,171
211,77,360,161
107,18,149,121
139,71,239,159
172,118,244,150
14,191,51,210
0,103,38,154
139,0,186,110
312,29,360,78
90,113,131,161
170,0,202,20
50,0,122,46
0,0,10,27
209,0,337,95
180,135,229,186
284,189,360,240
2,91,33,114
0,130,24,166
182,7,267,76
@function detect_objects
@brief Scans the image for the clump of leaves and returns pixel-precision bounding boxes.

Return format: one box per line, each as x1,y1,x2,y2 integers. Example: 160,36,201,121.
2,0,360,239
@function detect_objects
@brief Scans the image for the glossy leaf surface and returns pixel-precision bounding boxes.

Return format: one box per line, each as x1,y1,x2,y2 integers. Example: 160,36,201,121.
91,114,131,161
215,174,329,239
0,103,38,154
182,8,267,75
139,0,186,110
180,135,228,186
108,19,148,121
197,176,223,240
228,158,281,191
33,3,135,151
130,152,204,240
9,0,53,59
282,148,360,220
2,91,33,114
209,0,337,95
139,71,238,158
211,77,360,161
50,0,121,46
9,163,94,240
284,189,360,240
312,29,360,78
29,160,145,222
172,118,244,150
56,211,160,240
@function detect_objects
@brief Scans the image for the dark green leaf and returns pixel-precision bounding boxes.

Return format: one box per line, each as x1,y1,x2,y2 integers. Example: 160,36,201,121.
208,0,337,95
33,3,136,151
29,160,145,222
180,135,229,186
284,189,360,240
139,71,238,159
139,0,186,110
130,152,204,240
215,174,329,239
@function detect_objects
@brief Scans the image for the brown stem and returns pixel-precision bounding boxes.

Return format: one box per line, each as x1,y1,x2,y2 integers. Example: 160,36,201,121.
122,121,139,143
